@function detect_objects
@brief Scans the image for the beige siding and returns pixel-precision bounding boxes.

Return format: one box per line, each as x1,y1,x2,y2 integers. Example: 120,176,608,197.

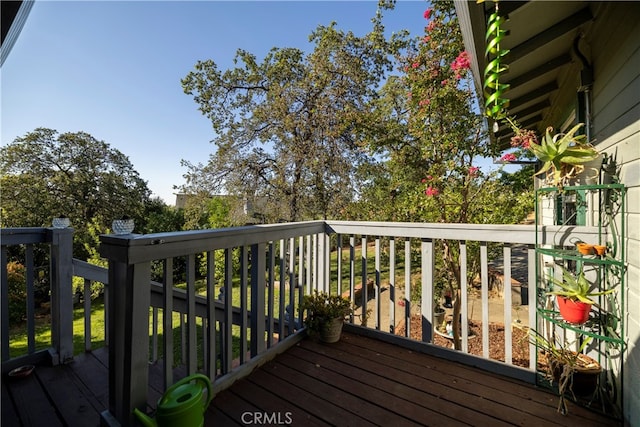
589,3,640,425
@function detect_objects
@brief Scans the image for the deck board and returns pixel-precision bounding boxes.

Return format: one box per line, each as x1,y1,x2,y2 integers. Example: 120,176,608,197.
3,332,621,427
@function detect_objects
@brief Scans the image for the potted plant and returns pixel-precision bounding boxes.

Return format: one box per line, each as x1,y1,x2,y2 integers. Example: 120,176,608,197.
530,330,602,414
505,118,599,188
546,265,615,324
300,291,352,343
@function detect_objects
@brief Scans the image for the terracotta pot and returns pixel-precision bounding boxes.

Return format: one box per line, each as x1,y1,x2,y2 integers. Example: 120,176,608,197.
593,245,607,256
576,243,593,255
320,318,344,343
557,296,591,324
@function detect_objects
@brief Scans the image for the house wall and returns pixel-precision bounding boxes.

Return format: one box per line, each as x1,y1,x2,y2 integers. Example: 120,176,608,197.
588,3,640,424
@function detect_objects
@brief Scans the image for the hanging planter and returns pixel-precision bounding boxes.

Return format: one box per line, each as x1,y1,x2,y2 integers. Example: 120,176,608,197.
547,265,614,325
556,296,591,325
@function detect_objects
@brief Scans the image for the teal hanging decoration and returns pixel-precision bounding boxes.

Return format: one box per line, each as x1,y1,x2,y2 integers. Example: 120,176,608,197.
483,1,510,120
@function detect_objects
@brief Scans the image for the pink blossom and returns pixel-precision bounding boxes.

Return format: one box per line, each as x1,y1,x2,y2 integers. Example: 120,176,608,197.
412,62,420,69
421,178,427,183
451,51,471,79
468,166,479,176
423,8,432,19
501,153,517,162
422,36,430,43
426,175,433,180
427,20,436,32
441,79,448,86
419,99,430,107
425,186,439,197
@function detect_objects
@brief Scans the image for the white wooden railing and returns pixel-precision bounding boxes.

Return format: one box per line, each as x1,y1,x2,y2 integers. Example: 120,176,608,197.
2,221,604,427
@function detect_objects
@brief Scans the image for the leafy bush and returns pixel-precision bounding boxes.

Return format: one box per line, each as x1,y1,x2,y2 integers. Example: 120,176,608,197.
6,261,27,322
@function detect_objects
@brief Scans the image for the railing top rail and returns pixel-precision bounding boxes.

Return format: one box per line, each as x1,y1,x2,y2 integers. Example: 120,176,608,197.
1,227,73,246
325,220,601,245
99,220,327,264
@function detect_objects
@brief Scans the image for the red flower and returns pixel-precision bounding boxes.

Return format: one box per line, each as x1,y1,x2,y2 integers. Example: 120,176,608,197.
421,178,427,183
501,153,517,162
425,186,439,197
468,166,479,176
441,79,448,86
412,62,420,69
423,8,432,19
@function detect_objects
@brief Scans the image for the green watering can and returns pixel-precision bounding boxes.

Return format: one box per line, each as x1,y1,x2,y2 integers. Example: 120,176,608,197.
134,374,212,427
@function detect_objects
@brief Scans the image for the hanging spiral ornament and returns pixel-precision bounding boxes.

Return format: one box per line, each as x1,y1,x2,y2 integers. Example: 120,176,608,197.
483,1,510,120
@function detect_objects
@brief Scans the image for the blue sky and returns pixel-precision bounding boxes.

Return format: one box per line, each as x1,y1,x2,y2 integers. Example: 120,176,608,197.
1,0,430,204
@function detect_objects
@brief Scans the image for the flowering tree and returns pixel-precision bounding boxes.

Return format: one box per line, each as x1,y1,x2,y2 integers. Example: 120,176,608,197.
361,1,533,349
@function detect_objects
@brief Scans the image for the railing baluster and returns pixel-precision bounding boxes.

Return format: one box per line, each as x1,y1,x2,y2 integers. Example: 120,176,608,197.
288,237,295,334
267,243,275,348
374,236,381,330
162,258,173,389
305,236,311,295
25,245,35,354
480,242,490,359
250,243,266,357
349,235,356,322
528,245,537,370
186,254,197,374
389,237,396,334
297,236,304,330
404,238,411,338
84,278,92,352
206,251,216,378
420,238,434,343
151,307,158,363
460,242,469,353
223,248,233,374
504,244,513,365
239,246,248,364
278,240,286,338
337,234,343,296
361,236,367,326
180,314,186,365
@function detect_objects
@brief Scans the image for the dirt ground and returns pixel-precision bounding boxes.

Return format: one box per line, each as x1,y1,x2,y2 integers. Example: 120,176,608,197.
396,315,531,368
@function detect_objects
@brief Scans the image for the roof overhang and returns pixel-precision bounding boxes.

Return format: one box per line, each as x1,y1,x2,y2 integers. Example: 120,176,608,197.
454,1,599,150
1,0,35,67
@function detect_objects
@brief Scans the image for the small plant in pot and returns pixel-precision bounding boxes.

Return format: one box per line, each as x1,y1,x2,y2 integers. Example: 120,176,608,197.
547,265,614,325
300,291,352,343
530,330,602,415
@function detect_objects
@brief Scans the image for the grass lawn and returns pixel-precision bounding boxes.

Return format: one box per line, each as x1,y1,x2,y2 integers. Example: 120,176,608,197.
9,242,417,363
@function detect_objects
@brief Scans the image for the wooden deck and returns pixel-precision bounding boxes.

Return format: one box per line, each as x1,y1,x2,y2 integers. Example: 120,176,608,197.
3,332,620,426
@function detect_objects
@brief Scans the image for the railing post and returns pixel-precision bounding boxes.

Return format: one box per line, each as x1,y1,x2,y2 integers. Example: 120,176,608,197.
49,227,74,364
100,236,151,427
